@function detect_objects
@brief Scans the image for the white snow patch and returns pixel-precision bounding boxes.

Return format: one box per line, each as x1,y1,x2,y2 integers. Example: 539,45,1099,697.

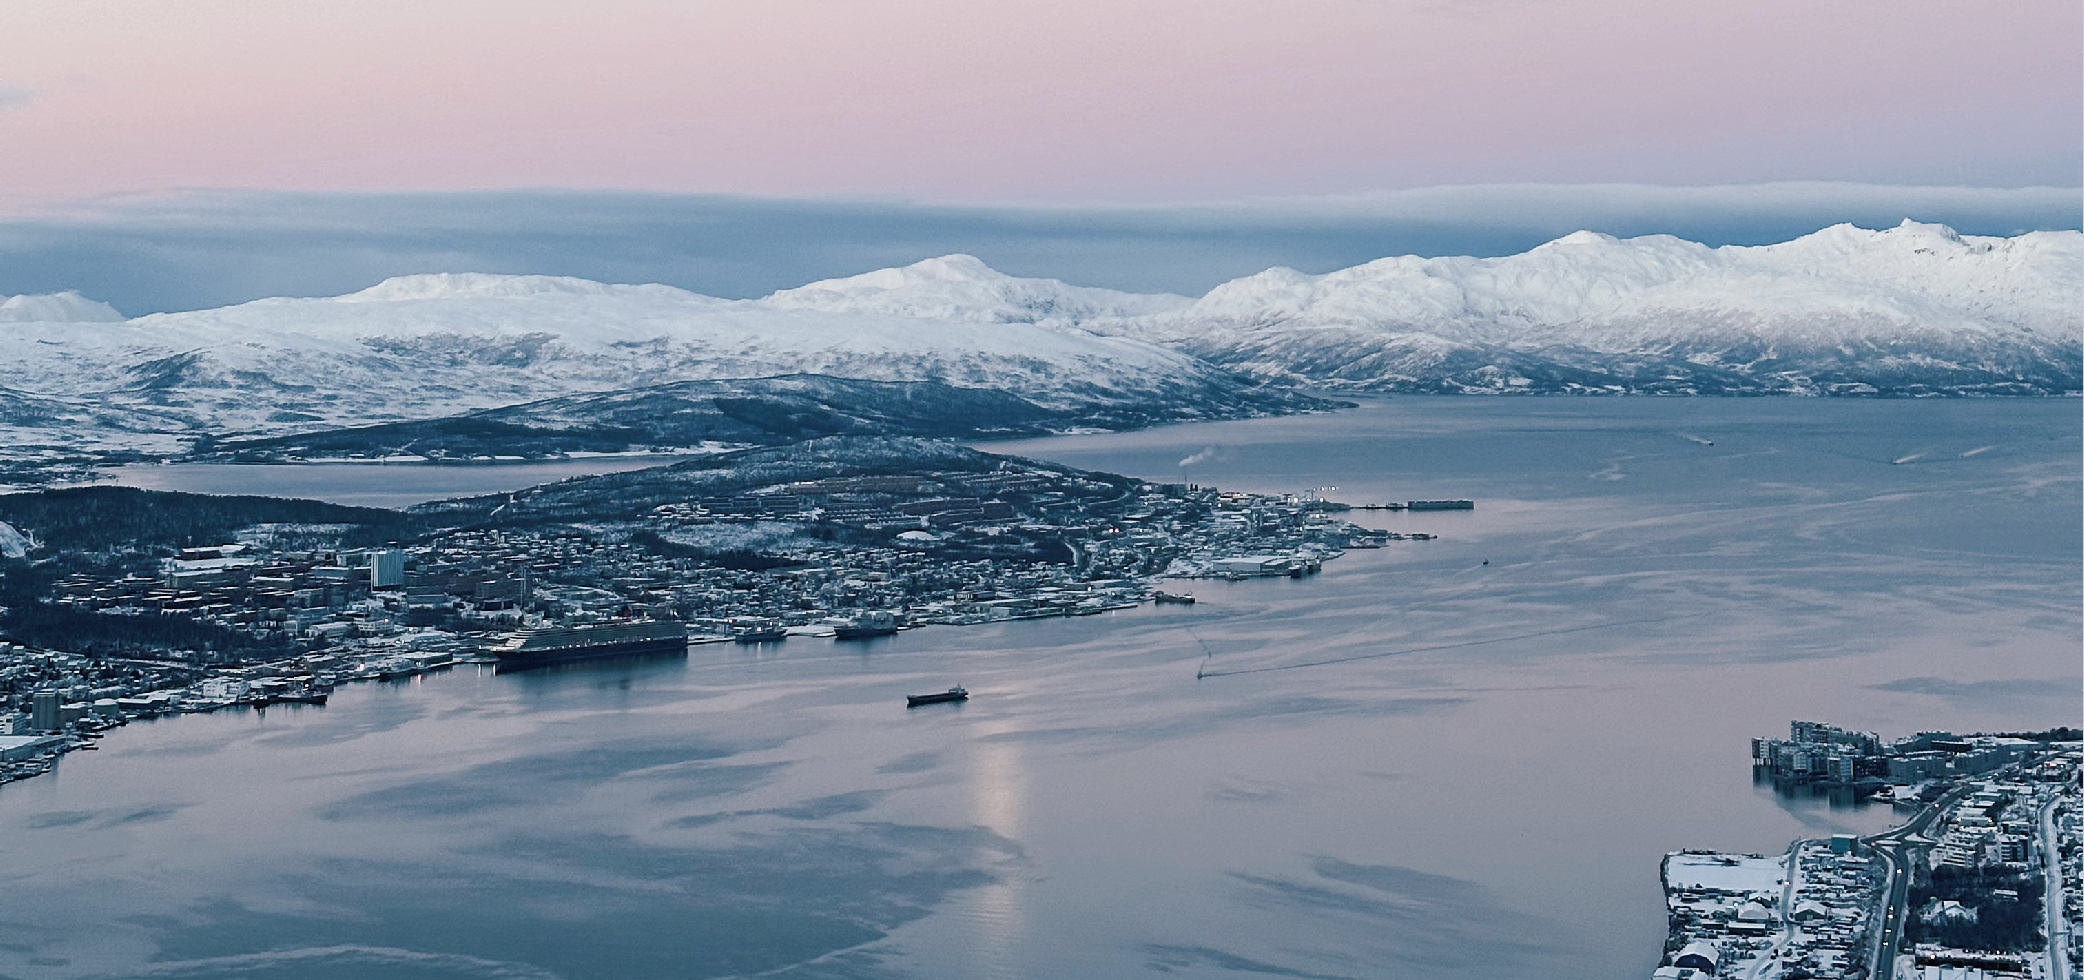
0,521,40,558
1664,851,1786,895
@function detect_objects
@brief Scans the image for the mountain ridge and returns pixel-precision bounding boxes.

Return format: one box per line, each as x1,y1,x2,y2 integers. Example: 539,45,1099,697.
0,220,2073,464
1113,221,2080,394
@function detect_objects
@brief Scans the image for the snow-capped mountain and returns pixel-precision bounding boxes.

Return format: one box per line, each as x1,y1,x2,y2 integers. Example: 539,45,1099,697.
763,254,1191,323
0,290,125,323
1119,222,2080,395
0,272,1312,444
0,219,2073,466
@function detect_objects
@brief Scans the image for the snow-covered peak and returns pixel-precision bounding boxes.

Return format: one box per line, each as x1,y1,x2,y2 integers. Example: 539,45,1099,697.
0,291,125,323
336,272,692,303
0,258,1276,436
1538,230,1621,248
1121,221,2081,395
1168,222,2081,347
875,253,1004,283
761,254,1191,324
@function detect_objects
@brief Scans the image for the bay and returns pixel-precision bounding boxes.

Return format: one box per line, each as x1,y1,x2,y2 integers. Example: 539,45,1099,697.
4,396,2077,980
106,456,690,510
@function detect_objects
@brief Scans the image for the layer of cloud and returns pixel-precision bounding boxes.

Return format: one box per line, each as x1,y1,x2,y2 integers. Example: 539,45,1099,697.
0,182,2076,315
1865,675,2080,710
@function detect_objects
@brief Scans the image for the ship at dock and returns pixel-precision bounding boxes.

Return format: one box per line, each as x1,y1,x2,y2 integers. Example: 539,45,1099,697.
491,620,690,670
832,611,901,640
728,617,790,643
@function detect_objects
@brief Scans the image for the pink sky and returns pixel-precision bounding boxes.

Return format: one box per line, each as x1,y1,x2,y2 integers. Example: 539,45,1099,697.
2,0,2076,207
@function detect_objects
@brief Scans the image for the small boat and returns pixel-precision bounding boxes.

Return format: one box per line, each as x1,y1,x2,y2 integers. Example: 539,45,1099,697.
728,617,788,643
1153,591,1196,605
906,686,968,707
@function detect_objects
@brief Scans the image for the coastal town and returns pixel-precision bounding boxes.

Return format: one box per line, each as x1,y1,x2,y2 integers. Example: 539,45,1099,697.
0,439,1455,783
1654,720,2082,980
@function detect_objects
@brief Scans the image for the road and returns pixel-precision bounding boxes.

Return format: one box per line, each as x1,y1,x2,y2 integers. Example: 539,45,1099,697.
1864,784,1974,979
2045,795,2072,980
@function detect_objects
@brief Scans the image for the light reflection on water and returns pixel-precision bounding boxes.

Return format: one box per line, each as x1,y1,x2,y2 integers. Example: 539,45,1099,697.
964,715,1028,980
0,397,2075,980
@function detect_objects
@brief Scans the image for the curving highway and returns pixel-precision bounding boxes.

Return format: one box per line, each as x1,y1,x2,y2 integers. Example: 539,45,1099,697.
2044,795,2072,980
1863,784,1974,979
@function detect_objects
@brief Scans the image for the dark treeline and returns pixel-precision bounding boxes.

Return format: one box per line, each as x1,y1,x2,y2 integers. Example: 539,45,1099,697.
1906,865,2046,951
1981,727,2083,742
629,530,804,570
0,486,404,553
0,603,291,660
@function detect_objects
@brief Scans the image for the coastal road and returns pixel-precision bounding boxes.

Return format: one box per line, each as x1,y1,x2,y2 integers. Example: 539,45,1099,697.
2045,795,2072,980
1865,784,1974,978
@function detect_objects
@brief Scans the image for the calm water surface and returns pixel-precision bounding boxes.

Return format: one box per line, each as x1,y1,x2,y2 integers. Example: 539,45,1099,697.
7,397,2078,980
109,456,687,509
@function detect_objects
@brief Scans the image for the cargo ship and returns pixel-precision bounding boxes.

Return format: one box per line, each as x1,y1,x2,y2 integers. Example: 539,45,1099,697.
1153,591,1196,605
492,620,690,670
1406,499,1475,511
906,686,968,707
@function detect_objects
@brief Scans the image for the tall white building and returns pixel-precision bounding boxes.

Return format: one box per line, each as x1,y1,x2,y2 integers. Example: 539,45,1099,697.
368,549,406,589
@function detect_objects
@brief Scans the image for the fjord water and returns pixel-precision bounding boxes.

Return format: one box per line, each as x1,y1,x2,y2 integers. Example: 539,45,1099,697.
6,397,2078,980
110,455,688,510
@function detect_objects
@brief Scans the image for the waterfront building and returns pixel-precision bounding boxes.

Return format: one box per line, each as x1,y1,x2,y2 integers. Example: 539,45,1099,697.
1790,720,1882,754
1210,556,1288,576
0,734,65,762
1672,941,1719,973
29,690,59,732
1891,752,1952,781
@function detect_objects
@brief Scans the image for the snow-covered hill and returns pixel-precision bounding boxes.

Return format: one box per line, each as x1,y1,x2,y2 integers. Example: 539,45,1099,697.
764,254,1191,323
0,271,1310,444
1120,221,2080,394
0,220,2073,466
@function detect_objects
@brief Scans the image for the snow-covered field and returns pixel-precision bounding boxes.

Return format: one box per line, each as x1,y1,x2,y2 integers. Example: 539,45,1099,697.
1665,850,1789,896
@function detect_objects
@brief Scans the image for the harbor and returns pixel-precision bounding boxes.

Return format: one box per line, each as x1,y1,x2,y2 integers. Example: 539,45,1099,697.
0,396,2072,980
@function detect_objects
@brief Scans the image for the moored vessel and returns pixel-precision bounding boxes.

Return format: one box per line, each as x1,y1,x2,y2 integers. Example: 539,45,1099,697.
728,617,789,643
492,620,690,670
833,611,901,640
